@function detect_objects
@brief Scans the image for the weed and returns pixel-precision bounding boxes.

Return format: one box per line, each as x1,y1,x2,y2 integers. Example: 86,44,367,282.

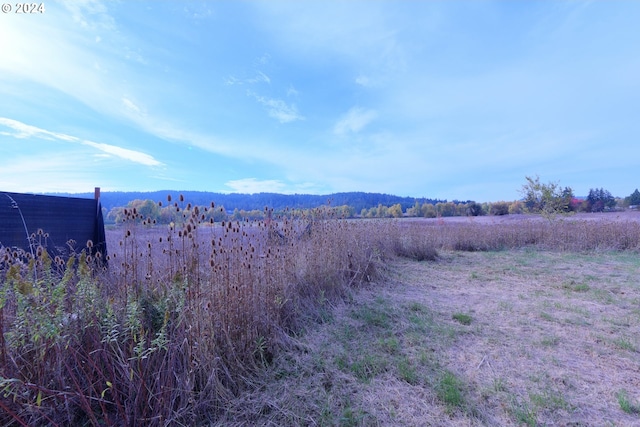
492,377,507,393
452,312,473,325
540,335,560,347
539,311,555,322
397,357,419,385
562,280,590,292
614,337,636,352
350,353,387,382
352,305,391,329
378,336,400,354
510,397,538,427
437,370,465,411
529,389,570,411
617,390,640,414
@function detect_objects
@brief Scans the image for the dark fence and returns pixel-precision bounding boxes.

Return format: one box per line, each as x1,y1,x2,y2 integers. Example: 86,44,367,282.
0,191,107,260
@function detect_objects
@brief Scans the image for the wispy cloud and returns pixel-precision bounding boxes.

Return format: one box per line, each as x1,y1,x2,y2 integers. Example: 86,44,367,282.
334,107,378,135
355,75,373,87
121,97,145,116
81,140,162,167
225,71,271,86
58,0,115,31
0,117,162,167
224,178,287,194
248,91,304,123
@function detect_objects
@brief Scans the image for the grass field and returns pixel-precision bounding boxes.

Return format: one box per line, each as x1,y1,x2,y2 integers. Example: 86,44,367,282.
218,249,640,426
2,209,640,425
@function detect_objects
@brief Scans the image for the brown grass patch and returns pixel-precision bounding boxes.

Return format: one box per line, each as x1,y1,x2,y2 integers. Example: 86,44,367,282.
218,249,640,426
3,210,640,425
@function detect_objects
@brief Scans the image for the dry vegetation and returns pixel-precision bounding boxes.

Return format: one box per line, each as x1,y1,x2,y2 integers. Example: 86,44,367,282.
1,202,640,426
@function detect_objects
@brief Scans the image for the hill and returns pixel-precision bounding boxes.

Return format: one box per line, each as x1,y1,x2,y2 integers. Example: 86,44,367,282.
48,191,448,213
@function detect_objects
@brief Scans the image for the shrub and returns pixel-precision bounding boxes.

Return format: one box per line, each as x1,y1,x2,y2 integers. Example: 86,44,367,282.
489,201,510,216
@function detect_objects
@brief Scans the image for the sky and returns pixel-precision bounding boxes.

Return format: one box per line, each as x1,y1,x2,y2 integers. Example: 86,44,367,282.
1,1,639,202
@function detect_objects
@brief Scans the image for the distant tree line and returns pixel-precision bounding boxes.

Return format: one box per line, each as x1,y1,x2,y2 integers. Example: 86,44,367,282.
95,179,640,225
68,191,445,213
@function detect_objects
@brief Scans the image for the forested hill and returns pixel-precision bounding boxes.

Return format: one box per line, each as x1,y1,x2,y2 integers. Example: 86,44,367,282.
48,191,446,213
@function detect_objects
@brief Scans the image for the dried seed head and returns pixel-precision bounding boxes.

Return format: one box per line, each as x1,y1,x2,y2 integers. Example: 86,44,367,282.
167,194,172,202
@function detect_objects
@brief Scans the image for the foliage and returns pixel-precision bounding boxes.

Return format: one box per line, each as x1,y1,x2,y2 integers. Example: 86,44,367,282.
489,201,510,216
2,201,433,425
466,202,484,216
508,201,524,214
583,188,617,212
520,175,573,217
625,189,640,207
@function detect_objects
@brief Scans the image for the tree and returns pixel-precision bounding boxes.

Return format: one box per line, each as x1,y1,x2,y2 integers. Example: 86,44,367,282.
520,176,572,217
625,189,640,207
489,201,510,216
466,202,484,216
585,188,616,212
421,203,437,218
388,203,403,218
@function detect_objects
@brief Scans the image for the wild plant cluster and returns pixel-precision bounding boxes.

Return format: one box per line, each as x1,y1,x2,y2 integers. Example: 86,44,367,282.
0,197,402,426
2,201,639,426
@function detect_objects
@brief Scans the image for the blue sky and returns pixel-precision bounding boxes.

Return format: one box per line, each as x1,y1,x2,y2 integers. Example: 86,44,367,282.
1,1,639,202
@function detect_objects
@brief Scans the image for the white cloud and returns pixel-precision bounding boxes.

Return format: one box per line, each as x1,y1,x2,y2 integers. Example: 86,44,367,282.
225,71,271,86
249,92,304,123
0,118,79,142
248,71,271,84
225,178,287,194
0,117,162,167
81,140,162,166
122,97,144,115
334,107,378,135
58,0,115,30
287,85,300,97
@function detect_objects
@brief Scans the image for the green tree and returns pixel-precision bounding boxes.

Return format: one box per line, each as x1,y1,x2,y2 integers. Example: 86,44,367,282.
406,201,421,217
625,189,640,207
489,201,510,216
586,188,616,212
421,203,437,218
521,176,572,218
466,202,484,216
388,203,403,218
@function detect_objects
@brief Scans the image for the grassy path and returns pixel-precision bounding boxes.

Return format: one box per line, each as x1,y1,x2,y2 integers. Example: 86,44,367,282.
216,250,640,426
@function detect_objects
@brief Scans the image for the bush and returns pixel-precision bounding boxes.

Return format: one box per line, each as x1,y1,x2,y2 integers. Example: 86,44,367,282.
489,202,510,216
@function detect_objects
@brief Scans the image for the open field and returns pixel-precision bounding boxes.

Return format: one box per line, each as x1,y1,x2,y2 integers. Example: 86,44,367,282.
219,250,640,426
2,211,640,425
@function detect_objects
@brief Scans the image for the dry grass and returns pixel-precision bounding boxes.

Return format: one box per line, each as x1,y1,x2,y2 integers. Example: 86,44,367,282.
0,201,407,426
2,208,640,425
217,249,640,426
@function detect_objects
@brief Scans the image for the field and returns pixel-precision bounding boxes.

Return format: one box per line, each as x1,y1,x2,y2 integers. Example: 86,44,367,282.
224,249,640,426
2,209,640,425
